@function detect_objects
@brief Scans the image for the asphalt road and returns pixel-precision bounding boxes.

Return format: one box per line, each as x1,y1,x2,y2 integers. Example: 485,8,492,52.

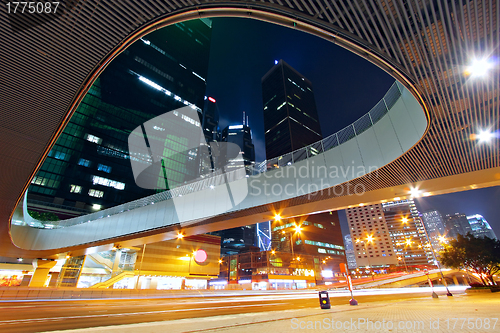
0,290,450,332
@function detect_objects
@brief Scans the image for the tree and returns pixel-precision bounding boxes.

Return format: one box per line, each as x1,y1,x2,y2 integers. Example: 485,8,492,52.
440,233,500,286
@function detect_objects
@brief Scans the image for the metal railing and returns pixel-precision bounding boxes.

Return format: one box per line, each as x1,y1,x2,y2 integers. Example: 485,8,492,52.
24,82,402,229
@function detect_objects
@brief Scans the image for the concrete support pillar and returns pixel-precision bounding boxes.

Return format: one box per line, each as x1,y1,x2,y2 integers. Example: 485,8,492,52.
111,250,122,275
453,275,460,286
29,259,57,287
462,276,469,286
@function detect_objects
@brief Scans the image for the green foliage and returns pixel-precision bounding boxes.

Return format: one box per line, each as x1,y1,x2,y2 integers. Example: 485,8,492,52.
440,233,500,286
27,210,60,222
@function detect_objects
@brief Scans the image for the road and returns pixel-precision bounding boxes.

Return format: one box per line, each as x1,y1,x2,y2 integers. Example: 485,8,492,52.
0,289,465,332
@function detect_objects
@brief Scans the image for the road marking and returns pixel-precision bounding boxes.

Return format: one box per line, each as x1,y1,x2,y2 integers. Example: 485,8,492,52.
0,302,283,325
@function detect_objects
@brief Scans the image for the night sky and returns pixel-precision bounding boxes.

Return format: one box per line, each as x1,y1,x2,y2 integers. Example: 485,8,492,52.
205,17,395,162
202,17,499,239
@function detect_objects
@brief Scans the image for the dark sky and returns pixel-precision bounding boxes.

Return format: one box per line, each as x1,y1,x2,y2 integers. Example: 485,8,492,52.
205,17,395,162
339,186,500,239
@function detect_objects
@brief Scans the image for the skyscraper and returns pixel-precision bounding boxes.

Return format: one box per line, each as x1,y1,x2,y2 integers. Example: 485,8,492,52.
212,121,257,255
220,124,255,172
344,235,357,269
382,200,431,266
346,200,432,269
444,213,472,239
201,96,219,143
421,210,446,251
27,19,213,217
261,59,322,159
467,214,497,240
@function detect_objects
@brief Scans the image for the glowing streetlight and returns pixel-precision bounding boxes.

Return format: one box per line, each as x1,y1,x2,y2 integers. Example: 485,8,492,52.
366,235,374,243
274,214,281,222
409,187,422,198
271,250,276,255
177,233,184,239
218,259,223,264
476,129,495,143
294,224,302,233
401,217,408,224
438,236,447,243
405,239,412,246
466,57,494,77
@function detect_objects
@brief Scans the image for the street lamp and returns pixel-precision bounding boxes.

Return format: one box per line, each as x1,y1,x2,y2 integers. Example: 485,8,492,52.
359,235,374,272
413,216,453,297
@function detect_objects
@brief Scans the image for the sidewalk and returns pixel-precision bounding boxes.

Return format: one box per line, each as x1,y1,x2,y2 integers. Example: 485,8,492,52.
50,293,500,333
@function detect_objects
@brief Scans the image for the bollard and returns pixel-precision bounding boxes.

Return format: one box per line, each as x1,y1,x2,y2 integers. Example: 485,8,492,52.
319,291,331,309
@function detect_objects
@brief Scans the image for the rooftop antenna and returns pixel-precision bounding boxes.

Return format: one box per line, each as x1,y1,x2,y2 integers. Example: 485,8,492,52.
243,111,246,126
247,115,249,127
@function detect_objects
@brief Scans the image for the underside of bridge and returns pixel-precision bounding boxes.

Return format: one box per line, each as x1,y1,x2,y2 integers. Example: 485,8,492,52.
1,0,498,258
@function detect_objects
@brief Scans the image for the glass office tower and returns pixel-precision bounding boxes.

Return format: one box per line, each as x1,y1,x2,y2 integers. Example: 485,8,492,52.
27,19,213,218
261,59,323,159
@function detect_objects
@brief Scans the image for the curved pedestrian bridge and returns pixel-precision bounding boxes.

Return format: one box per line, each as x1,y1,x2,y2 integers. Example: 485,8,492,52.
11,82,427,251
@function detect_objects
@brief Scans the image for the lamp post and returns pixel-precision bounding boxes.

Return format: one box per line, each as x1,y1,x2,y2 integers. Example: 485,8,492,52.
359,235,374,273
409,215,453,297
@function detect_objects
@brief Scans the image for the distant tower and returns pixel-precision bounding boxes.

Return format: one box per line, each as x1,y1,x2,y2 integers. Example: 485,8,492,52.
202,96,219,142
344,235,357,269
444,213,472,239
421,210,446,251
346,200,432,269
220,121,255,173
261,59,322,159
467,214,497,239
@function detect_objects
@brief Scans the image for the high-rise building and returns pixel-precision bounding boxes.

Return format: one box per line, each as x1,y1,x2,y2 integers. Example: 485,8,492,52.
421,210,446,251
213,121,257,255
346,200,433,269
382,200,431,266
261,59,322,159
344,235,357,269
202,96,219,142
346,204,399,268
444,213,472,239
467,214,497,240
27,20,213,217
256,221,272,251
271,212,345,274
220,124,255,172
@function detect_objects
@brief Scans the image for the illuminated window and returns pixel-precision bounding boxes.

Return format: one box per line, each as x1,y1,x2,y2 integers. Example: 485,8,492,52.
92,175,125,190
31,176,47,186
97,164,112,173
85,134,102,144
70,185,81,193
78,158,91,167
88,189,104,198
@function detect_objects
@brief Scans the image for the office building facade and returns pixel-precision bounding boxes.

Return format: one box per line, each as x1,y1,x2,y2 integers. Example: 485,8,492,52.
261,59,323,159
444,213,472,239
467,214,497,240
347,200,433,269
421,210,446,251
344,235,357,269
27,19,213,217
220,124,255,172
271,212,345,275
